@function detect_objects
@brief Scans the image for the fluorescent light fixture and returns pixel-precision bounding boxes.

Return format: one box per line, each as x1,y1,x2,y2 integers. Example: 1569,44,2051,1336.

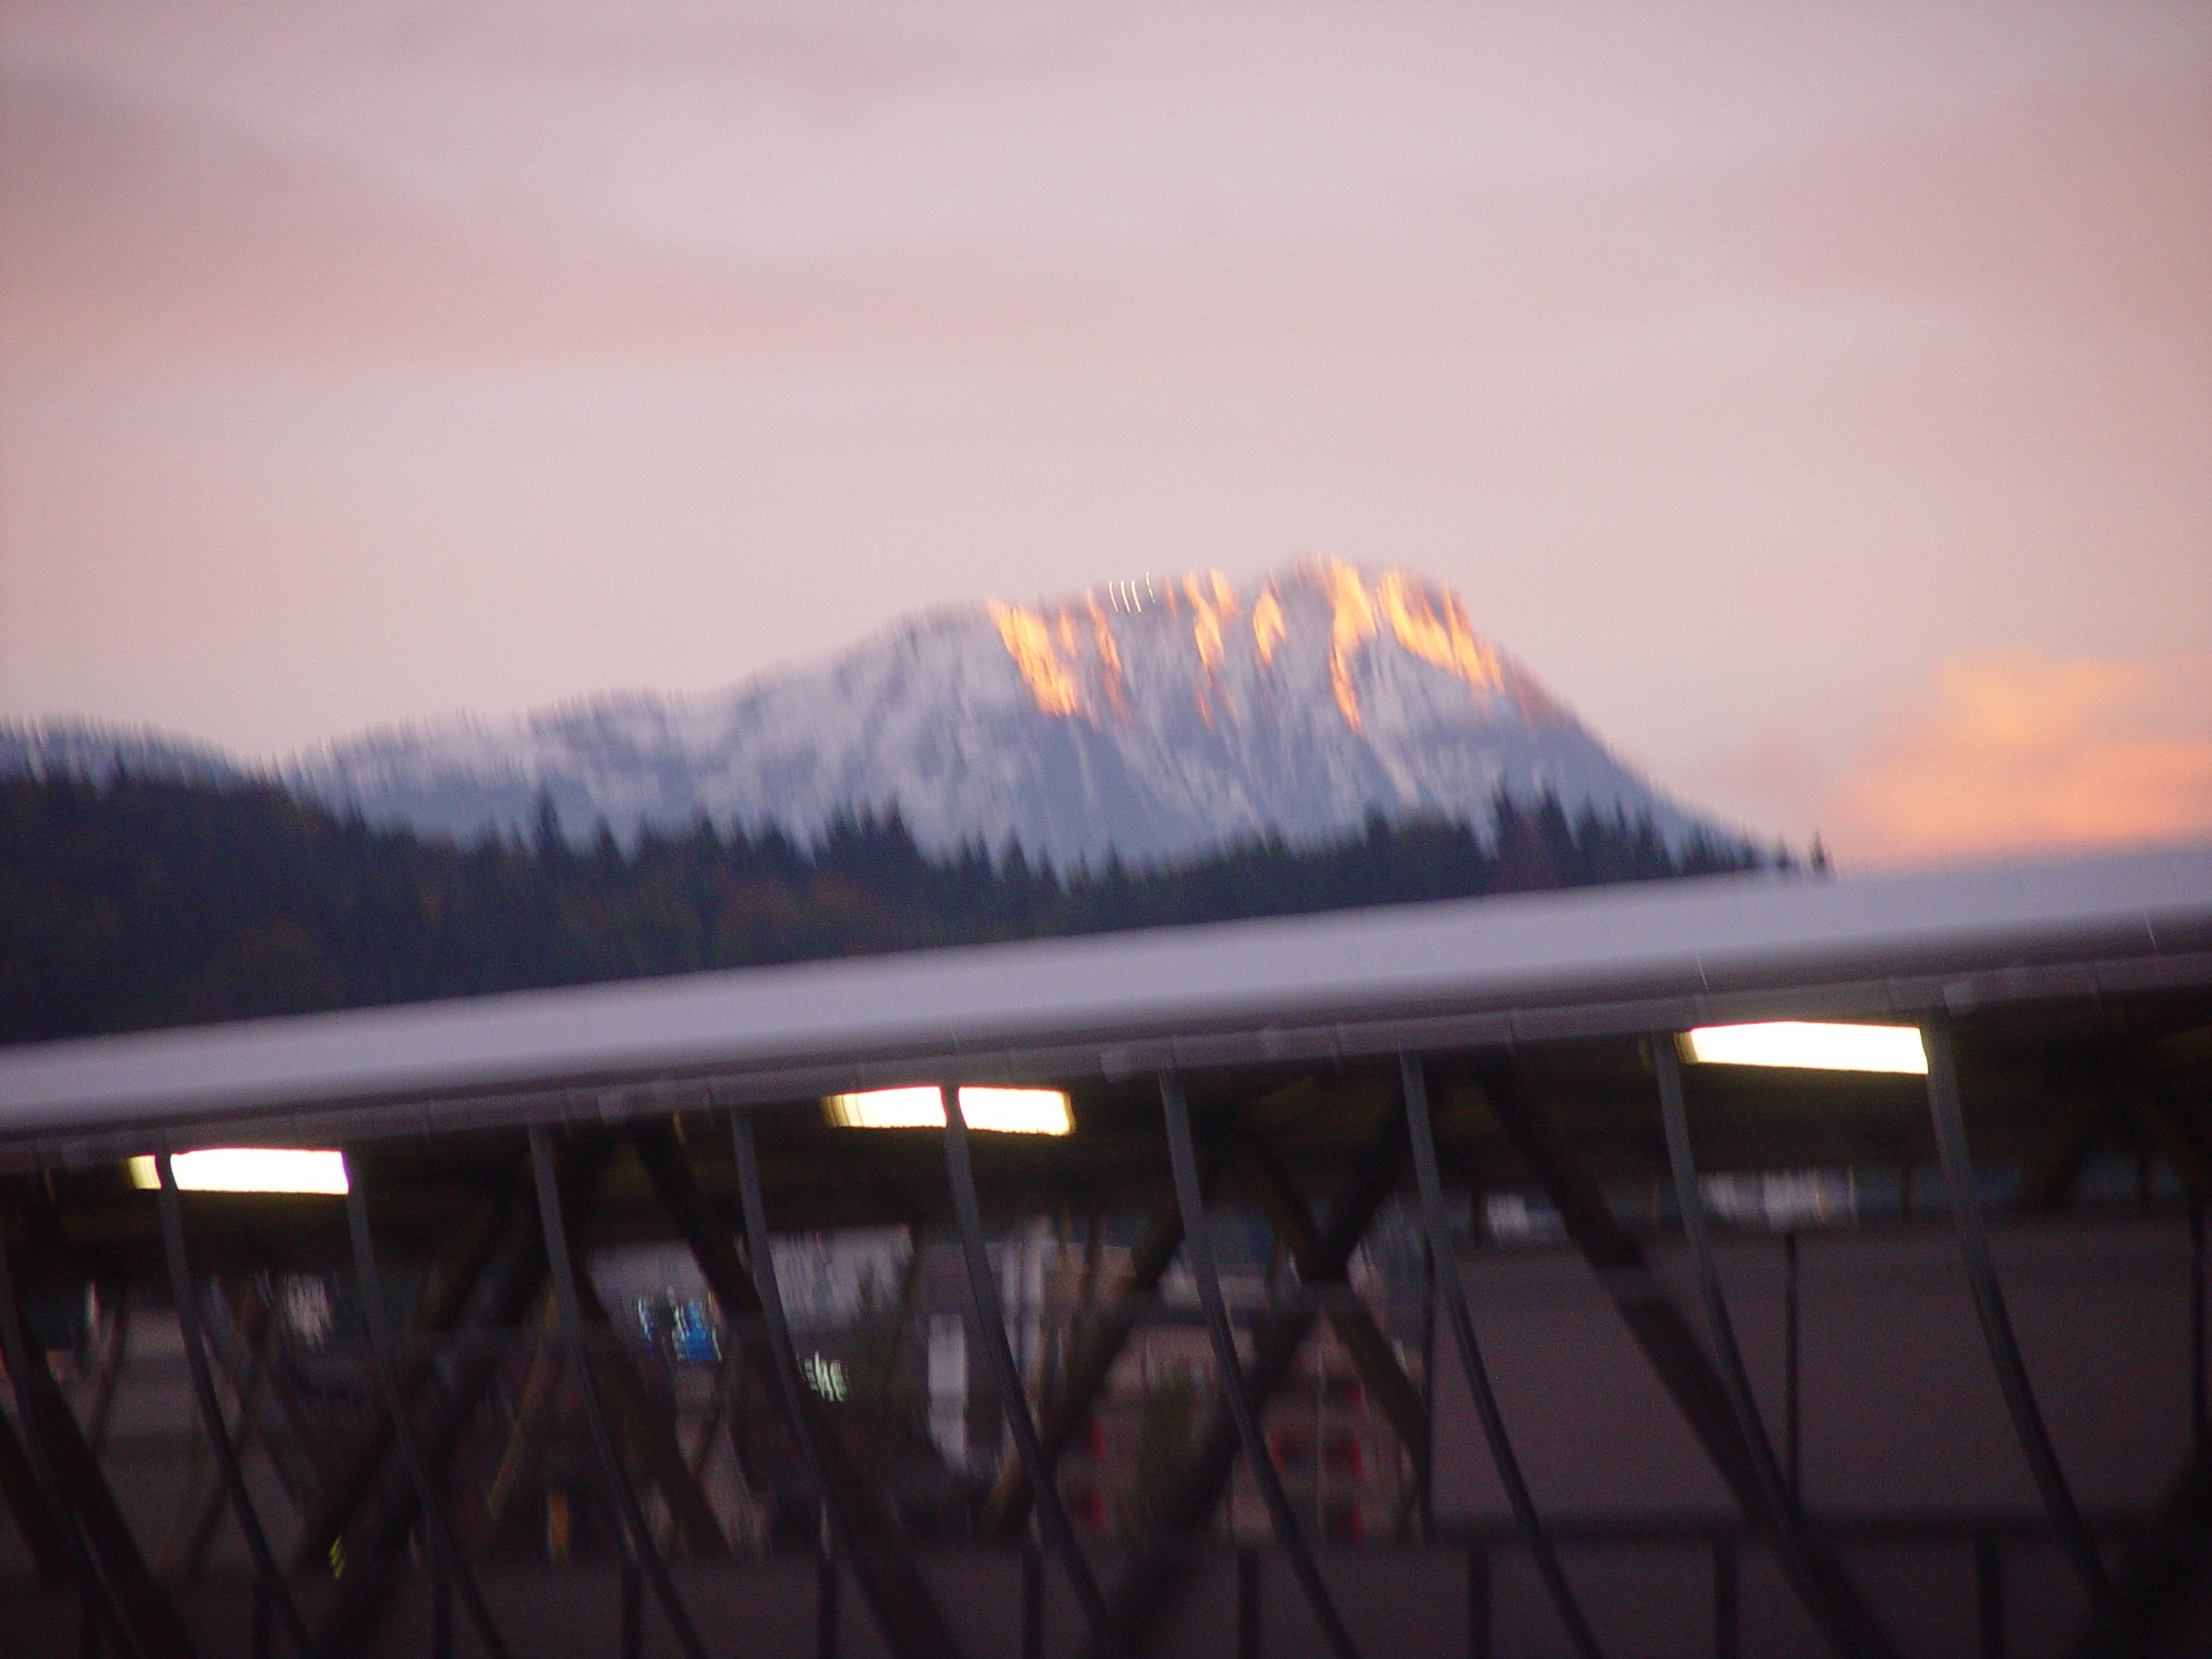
1680,1022,1928,1076
824,1086,1073,1135
127,1149,350,1194
957,1088,1076,1135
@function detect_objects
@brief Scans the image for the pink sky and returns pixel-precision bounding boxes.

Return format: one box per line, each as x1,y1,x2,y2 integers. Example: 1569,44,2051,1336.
3,1,2208,867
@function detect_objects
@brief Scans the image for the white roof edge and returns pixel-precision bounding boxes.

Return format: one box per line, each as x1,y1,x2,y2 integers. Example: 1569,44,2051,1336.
2,840,2207,1135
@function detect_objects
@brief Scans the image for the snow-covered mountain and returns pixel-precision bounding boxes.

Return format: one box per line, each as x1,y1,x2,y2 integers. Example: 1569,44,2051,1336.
0,721,248,787
6,559,1734,867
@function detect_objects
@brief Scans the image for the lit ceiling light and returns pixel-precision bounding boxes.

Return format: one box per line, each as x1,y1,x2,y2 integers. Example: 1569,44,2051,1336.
823,1086,1074,1135
958,1087,1076,1135
1680,1022,1928,1076
127,1149,350,1194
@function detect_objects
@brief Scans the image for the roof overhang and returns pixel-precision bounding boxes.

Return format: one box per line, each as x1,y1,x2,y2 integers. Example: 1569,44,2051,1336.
2,842,2207,1170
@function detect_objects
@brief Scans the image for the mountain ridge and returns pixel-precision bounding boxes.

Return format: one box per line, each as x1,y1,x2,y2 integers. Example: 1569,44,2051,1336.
3,558,1741,866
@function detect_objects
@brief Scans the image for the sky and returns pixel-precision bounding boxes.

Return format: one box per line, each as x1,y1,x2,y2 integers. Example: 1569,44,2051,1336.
2,0,2208,868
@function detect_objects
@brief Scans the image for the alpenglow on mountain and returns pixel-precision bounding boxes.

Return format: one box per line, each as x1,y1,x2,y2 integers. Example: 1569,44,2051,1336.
5,559,1732,868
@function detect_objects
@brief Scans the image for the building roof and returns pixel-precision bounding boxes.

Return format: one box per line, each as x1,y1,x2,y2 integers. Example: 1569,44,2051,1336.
3,841,2207,1166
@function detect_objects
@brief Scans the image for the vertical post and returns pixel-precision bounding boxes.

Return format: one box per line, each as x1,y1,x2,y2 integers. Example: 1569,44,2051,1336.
1467,1541,1491,1659
85,1287,131,1456
1420,1234,1438,1540
620,1556,644,1659
1975,1536,2005,1659
1160,1072,1362,1659
731,1111,844,1560
154,1152,310,1659
939,1087,1114,1648
430,1569,452,1659
815,1550,840,1659
1923,1020,2127,1656
344,1173,511,1659
1712,1537,1738,1659
1021,1542,1043,1659
1783,1232,1801,1497
524,1127,709,1659
1401,1057,1605,1659
2192,1205,2205,1464
1237,1548,1261,1659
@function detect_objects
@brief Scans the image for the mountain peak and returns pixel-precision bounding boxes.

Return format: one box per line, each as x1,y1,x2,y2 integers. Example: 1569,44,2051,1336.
9,561,1731,868
983,556,1558,740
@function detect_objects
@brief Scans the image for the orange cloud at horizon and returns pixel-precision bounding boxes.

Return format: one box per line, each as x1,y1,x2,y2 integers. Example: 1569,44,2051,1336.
1821,652,2212,866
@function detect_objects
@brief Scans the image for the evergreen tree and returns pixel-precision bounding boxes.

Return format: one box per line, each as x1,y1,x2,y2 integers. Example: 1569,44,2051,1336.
0,772,1773,1044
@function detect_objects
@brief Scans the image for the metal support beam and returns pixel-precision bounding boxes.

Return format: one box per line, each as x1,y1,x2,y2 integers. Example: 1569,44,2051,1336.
315,1158,581,1657
684,1340,745,1484
939,1087,1115,1649
1923,1020,2130,1656
569,1263,732,1557
154,1153,310,1657
1094,1090,1404,1657
982,1180,1193,1538
1,1218,194,1659
1478,1061,1897,1659
635,1116,963,1659
1160,1071,1362,1659
0,1380,72,1580
346,1172,512,1659
1238,1128,1431,1477
294,1189,517,1573
527,1124,711,1659
1401,1055,1604,1659
468,1300,559,1554
85,1283,132,1456
174,1290,275,1578
2053,1087,2212,1653
1654,1040,1897,1659
203,1281,323,1510
2062,1447,2212,1659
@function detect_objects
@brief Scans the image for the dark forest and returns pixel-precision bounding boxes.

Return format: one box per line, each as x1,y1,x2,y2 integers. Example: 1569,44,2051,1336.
2,774,1789,1045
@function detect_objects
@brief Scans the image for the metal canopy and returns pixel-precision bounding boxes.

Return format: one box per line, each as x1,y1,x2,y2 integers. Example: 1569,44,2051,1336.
1,842,2206,1168
2,844,2209,1657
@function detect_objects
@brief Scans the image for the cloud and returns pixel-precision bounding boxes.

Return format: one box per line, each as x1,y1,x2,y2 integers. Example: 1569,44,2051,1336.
1819,652,2212,866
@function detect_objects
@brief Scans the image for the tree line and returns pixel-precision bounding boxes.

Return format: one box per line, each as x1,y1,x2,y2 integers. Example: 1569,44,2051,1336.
1,772,1789,1044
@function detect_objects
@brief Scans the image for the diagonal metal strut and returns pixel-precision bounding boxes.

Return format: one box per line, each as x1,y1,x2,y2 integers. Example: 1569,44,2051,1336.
1480,1061,1897,1659
940,1087,1116,1649
1402,1055,1605,1659
1087,1085,1405,1658
634,1116,966,1659
529,1125,711,1659
0,1214,195,1659
156,1151,311,1658
1653,1042,1899,1659
1237,1127,1430,1479
1924,1020,2131,1656
1160,1071,1362,1659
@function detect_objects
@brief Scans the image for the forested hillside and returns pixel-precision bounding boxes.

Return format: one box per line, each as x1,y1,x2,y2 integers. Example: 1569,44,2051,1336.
2,774,1788,1044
